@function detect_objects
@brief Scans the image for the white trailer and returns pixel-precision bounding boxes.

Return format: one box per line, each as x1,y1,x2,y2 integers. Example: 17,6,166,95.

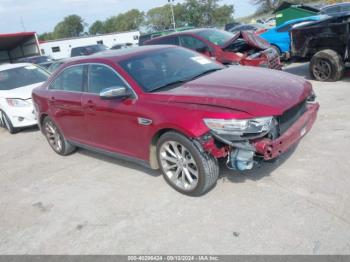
0,32,41,64
40,31,140,60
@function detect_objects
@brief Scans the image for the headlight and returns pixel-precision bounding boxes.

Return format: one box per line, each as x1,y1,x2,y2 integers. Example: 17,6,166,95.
6,98,32,107
204,117,273,139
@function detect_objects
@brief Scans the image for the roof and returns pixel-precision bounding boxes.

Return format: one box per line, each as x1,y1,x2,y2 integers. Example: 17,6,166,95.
273,1,320,14
0,63,32,71
62,45,173,65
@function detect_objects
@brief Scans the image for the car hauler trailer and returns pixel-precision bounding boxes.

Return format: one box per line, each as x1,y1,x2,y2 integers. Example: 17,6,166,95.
0,32,41,64
40,31,140,60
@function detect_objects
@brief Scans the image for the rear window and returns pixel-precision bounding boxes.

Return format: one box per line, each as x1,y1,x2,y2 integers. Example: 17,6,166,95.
0,65,49,90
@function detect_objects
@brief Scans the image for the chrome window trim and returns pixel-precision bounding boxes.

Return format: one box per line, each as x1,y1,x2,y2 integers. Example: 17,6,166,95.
86,63,138,100
48,64,87,93
48,62,138,99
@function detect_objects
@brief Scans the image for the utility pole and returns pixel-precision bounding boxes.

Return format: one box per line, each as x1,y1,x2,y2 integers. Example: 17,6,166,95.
20,16,26,32
168,0,176,30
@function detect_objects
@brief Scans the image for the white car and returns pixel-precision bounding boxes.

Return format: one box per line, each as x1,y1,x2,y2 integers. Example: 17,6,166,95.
0,63,50,134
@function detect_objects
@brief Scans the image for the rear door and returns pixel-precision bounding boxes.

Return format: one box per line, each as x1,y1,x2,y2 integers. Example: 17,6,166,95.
48,65,88,143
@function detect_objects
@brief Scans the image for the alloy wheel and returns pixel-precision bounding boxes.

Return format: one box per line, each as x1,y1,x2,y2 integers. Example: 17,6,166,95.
313,59,332,81
159,141,199,191
45,120,63,152
0,111,4,127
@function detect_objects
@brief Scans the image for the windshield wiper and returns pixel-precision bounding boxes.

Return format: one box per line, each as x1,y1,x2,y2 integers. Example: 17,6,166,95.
149,68,223,92
185,68,223,82
149,79,188,92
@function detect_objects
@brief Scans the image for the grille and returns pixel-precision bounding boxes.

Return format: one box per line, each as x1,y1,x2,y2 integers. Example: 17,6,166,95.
278,100,307,135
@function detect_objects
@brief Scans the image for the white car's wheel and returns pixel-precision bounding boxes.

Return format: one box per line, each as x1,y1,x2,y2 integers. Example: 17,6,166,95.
0,110,17,134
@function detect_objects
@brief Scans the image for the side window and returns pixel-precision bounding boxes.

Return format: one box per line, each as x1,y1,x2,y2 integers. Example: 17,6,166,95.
50,65,85,92
180,36,207,50
88,65,127,94
154,36,179,46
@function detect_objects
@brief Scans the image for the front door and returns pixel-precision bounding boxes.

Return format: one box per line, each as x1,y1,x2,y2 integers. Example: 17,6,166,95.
82,64,144,159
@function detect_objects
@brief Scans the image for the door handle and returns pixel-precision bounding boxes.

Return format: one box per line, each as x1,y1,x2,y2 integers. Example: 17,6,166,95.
86,100,95,109
49,97,56,103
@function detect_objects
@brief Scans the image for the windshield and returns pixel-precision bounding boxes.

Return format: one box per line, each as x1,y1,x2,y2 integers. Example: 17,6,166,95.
195,29,237,47
119,47,224,92
0,65,50,91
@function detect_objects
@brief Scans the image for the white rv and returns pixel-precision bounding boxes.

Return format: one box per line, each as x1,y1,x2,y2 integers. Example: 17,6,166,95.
40,31,140,60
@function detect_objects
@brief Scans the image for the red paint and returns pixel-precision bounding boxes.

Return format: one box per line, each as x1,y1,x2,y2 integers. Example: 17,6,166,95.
254,103,319,160
32,46,318,163
144,30,282,70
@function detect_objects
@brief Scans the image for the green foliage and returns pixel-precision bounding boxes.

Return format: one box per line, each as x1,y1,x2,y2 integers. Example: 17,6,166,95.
146,0,234,31
53,15,84,38
89,20,105,35
39,0,236,40
103,9,145,33
38,32,55,41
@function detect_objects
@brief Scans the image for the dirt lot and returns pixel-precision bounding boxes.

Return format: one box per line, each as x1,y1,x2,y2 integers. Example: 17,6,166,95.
0,63,350,255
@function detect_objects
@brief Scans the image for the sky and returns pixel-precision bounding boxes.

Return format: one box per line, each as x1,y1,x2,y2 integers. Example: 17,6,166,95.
0,0,256,34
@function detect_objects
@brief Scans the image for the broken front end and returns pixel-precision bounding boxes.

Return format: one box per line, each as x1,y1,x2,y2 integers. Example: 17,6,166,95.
198,98,319,171
220,31,282,70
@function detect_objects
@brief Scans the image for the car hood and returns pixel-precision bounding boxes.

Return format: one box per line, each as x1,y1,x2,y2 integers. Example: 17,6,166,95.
0,82,45,99
222,31,271,50
152,66,312,117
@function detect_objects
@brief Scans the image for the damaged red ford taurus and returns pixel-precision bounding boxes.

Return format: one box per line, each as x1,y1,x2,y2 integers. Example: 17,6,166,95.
32,46,319,196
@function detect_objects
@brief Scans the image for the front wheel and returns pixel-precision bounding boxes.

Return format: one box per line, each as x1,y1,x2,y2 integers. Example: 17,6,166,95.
157,132,219,196
0,110,17,134
43,117,76,155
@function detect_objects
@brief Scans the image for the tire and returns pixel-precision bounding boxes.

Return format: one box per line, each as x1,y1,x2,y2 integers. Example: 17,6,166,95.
0,110,17,134
43,116,76,156
156,131,219,196
310,49,344,82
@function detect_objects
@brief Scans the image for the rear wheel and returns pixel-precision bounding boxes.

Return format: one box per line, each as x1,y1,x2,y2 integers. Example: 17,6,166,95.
43,117,76,155
0,110,17,134
310,49,344,82
157,131,219,196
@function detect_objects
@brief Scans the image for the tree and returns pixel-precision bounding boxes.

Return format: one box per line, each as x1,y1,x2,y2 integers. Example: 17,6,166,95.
38,32,55,41
183,0,234,27
89,20,105,35
53,15,84,38
103,9,144,33
146,0,234,31
146,5,174,31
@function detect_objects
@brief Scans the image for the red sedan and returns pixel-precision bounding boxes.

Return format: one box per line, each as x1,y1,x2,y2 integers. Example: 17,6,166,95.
144,28,282,70
32,46,319,196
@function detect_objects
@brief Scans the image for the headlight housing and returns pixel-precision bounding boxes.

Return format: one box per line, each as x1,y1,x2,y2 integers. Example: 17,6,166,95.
6,98,32,108
204,117,273,140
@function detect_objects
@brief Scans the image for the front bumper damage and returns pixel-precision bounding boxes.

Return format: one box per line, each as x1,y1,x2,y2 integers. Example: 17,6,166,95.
200,103,320,171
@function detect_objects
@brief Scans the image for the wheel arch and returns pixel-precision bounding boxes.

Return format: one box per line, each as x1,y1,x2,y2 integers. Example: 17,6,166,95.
39,113,48,132
149,127,195,170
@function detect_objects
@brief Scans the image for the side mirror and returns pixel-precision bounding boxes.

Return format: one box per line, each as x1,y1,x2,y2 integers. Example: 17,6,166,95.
100,86,130,100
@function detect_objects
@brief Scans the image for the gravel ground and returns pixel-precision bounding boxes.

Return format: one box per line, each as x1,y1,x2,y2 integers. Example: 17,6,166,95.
0,63,350,255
